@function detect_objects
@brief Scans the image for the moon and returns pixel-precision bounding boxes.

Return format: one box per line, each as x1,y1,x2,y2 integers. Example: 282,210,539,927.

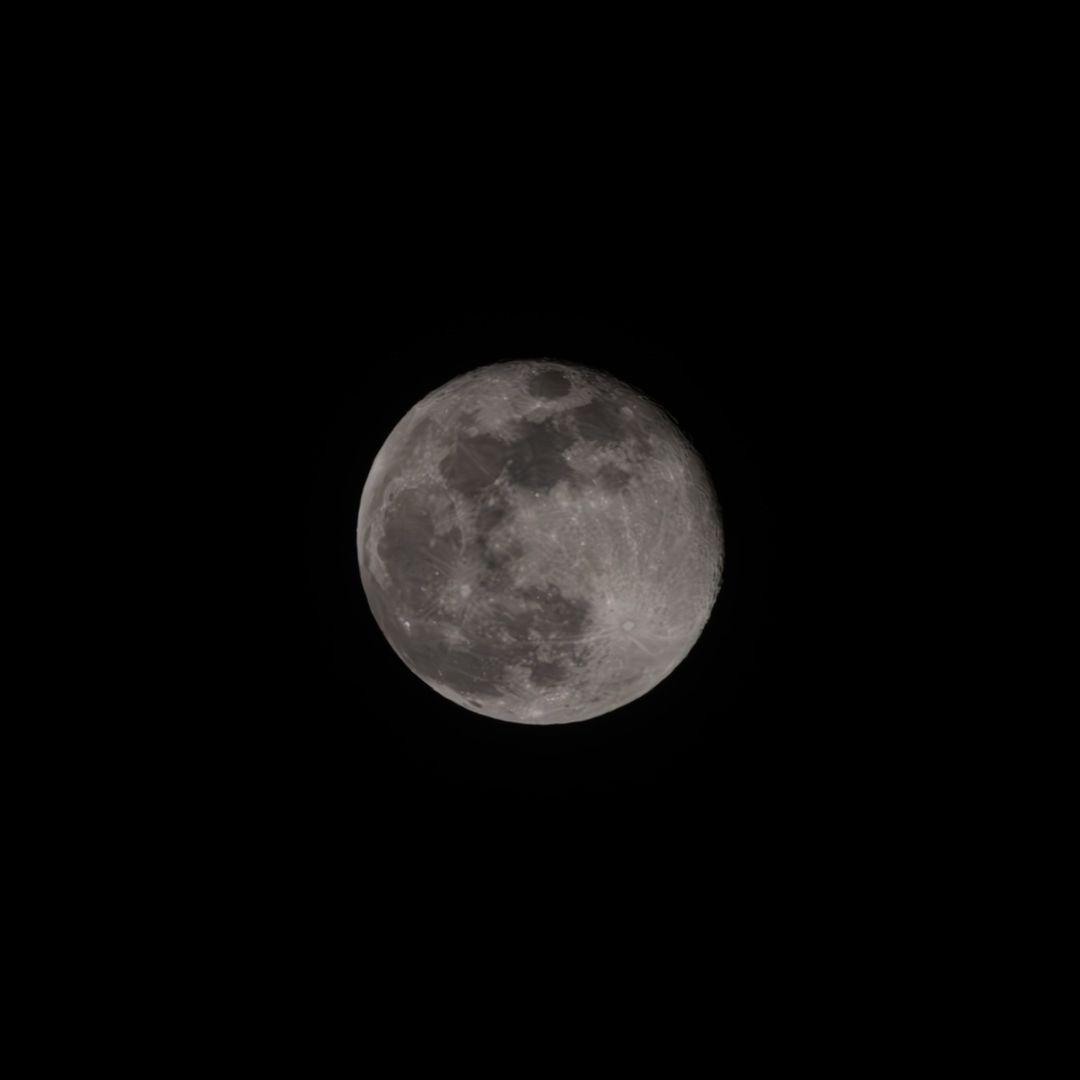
357,360,723,724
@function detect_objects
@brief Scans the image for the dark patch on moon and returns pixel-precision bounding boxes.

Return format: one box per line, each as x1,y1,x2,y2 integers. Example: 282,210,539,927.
364,569,593,704
439,431,511,496
527,368,572,399
472,497,523,577
571,396,628,445
377,489,460,613
596,462,633,492
505,581,591,642
505,417,578,492
530,660,567,686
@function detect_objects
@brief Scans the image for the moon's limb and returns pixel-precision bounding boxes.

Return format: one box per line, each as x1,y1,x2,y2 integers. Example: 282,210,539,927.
357,360,723,724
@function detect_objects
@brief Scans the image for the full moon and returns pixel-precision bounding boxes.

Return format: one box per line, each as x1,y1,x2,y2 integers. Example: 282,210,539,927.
357,360,723,724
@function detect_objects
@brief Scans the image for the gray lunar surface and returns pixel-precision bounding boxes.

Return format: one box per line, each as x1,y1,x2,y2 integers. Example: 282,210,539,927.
357,360,723,724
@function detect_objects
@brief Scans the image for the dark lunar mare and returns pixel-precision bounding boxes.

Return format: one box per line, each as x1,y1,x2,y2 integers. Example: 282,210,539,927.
526,368,572,399
438,430,510,496
375,488,461,613
366,569,594,701
504,417,577,492
570,396,627,444
439,414,581,498
371,448,596,701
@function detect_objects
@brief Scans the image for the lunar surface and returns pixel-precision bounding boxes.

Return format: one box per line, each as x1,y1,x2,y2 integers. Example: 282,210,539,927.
357,360,723,724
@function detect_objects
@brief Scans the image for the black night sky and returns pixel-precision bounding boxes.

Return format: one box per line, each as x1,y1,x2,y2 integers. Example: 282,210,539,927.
188,126,903,897
62,24,967,1033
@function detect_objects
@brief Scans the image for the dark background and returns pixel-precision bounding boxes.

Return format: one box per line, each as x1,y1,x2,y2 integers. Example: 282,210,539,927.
175,96,907,897
51,21,984,1030
236,217,888,871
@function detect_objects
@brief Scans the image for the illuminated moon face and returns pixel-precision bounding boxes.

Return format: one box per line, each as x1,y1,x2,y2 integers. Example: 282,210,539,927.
357,360,723,725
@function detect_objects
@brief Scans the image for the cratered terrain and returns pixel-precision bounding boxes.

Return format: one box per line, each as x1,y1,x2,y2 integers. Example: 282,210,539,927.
357,360,723,724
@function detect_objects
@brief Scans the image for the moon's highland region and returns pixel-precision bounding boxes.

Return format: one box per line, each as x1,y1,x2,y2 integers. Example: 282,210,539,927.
357,360,723,725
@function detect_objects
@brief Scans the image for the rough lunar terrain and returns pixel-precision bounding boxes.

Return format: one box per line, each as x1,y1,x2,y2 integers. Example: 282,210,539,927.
357,360,723,724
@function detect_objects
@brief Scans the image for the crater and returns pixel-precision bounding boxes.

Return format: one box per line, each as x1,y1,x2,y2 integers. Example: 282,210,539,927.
527,368,572,399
